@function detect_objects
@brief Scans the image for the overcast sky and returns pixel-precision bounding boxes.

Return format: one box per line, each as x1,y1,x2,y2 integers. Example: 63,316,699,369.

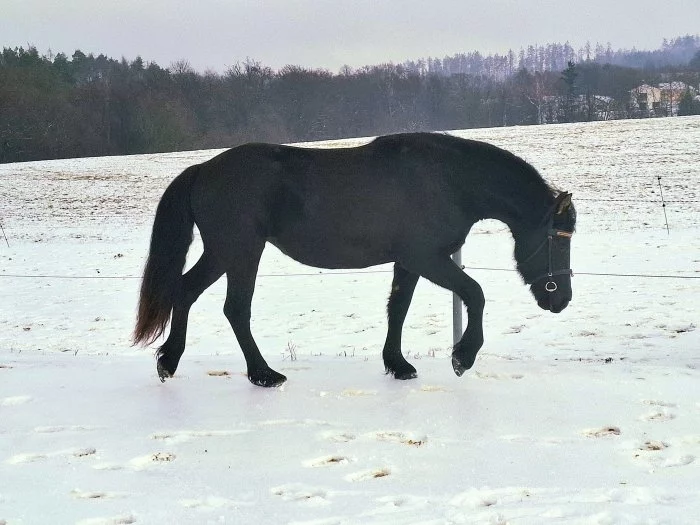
3,0,699,72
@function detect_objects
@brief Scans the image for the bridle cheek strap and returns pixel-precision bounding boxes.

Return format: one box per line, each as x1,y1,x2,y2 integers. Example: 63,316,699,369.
531,229,573,293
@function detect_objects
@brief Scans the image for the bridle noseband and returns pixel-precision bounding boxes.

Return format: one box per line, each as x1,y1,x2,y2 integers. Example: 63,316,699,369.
521,217,573,293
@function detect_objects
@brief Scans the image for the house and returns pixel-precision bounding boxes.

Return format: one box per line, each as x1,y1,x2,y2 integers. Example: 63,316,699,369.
630,82,698,116
659,82,698,116
630,84,662,115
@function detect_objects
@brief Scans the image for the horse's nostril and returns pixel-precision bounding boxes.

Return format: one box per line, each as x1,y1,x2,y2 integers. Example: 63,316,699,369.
550,300,570,313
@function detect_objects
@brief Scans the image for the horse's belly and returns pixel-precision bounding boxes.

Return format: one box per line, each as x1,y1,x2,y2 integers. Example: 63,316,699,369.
267,233,392,270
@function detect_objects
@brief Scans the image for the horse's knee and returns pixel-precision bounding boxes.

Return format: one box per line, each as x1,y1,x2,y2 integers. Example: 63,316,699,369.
223,299,250,324
465,284,485,312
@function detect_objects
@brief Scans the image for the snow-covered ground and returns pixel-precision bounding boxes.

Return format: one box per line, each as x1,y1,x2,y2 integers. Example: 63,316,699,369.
1,117,699,524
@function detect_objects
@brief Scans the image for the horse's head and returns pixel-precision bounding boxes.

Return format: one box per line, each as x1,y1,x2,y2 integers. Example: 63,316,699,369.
515,192,576,314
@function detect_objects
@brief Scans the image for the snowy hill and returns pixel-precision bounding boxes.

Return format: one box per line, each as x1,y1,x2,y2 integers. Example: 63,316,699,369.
1,117,699,524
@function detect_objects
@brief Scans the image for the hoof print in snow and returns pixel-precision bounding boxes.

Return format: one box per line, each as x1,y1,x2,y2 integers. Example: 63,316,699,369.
73,447,97,458
71,489,122,500
150,429,249,444
151,452,175,462
271,484,329,505
641,411,676,422
640,440,669,451
129,452,175,470
206,370,231,377
583,426,621,438
374,431,427,447
304,455,351,468
346,467,391,482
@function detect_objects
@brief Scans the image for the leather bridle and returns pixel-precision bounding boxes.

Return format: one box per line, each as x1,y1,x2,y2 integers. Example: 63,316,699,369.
521,216,573,293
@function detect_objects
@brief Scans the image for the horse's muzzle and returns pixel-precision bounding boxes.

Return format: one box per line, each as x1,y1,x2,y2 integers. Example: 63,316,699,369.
538,297,570,313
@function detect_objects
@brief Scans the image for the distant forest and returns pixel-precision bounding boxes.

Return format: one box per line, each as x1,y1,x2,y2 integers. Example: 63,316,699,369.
2,35,700,163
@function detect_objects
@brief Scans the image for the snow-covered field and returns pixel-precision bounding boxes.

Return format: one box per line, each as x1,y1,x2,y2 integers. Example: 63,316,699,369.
1,117,699,524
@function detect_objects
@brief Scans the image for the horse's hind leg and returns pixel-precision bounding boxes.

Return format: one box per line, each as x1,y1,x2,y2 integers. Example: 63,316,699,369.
383,263,420,380
223,243,286,387
157,252,224,381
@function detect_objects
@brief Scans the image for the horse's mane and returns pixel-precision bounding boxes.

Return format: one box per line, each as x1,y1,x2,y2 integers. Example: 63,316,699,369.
443,133,576,231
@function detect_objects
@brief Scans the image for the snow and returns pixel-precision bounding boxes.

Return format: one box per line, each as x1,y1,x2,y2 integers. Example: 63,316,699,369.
1,117,699,524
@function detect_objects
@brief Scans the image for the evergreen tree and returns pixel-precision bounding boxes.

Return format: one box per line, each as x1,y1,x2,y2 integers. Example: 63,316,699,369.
677,88,700,116
561,61,578,122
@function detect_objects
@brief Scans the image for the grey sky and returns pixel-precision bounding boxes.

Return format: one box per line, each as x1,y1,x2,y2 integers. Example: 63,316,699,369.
3,0,699,72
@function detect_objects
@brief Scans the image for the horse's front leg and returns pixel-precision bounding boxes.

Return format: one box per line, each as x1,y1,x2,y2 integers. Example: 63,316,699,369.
382,264,420,379
403,256,485,377
451,276,485,376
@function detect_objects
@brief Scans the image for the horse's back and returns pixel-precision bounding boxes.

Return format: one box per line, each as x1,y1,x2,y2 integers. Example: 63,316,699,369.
189,135,484,268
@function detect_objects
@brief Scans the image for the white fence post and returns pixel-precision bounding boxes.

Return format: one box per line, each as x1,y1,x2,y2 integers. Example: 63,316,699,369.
451,250,462,346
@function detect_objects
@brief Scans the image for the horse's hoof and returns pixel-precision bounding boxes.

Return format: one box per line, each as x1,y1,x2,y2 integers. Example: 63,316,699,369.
386,365,418,380
451,354,476,377
383,354,418,380
451,357,467,377
396,369,418,380
156,358,175,383
248,368,287,388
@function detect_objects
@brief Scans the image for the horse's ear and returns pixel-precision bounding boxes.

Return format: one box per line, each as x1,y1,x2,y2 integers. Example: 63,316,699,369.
555,192,572,215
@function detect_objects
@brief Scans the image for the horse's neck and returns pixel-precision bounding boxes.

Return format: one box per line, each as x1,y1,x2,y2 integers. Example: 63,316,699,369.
485,188,552,239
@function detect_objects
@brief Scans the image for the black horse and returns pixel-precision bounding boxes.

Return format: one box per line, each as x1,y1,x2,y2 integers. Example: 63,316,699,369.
134,133,576,387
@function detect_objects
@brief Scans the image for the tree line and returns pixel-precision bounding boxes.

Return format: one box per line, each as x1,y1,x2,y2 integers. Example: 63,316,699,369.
1,36,700,163
409,36,700,78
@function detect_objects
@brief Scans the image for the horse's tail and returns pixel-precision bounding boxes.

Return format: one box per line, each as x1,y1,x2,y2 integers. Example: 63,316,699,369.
133,165,198,346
